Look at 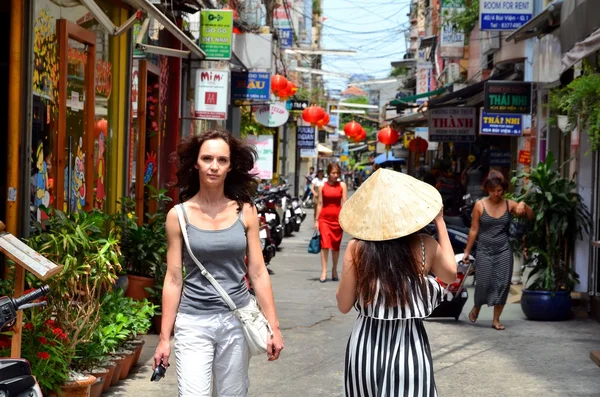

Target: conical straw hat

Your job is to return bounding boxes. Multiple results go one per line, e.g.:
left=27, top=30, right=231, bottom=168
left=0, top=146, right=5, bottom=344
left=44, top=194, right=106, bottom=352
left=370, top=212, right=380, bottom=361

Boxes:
left=339, top=168, right=442, bottom=241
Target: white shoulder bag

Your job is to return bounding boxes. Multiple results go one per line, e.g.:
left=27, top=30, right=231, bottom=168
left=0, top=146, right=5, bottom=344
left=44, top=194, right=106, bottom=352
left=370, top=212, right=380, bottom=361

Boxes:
left=174, top=204, right=273, bottom=356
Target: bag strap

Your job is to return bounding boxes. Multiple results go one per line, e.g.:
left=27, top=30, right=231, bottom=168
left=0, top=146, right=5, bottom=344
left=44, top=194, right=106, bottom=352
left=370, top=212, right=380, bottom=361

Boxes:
left=174, top=204, right=238, bottom=312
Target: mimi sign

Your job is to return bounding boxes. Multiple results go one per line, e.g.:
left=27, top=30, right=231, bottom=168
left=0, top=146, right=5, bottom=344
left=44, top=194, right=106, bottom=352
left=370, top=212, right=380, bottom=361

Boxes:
left=484, top=81, right=532, bottom=114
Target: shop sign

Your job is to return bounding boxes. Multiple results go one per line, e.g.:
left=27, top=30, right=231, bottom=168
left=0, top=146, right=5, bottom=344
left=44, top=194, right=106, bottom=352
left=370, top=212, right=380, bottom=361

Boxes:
left=273, top=0, right=292, bottom=28
left=479, top=0, right=533, bottom=31
left=298, top=0, right=313, bottom=45
left=132, top=22, right=147, bottom=58
left=199, top=10, right=233, bottom=60
left=416, top=62, right=433, bottom=104
left=287, top=99, right=309, bottom=111
left=518, top=150, right=531, bottom=165
left=194, top=69, right=229, bottom=120
left=279, top=28, right=293, bottom=49
left=297, top=126, right=316, bottom=149
left=428, top=107, right=477, bottom=142
left=255, top=103, right=289, bottom=127
left=484, top=81, right=532, bottom=114
left=489, top=149, right=512, bottom=167
left=246, top=135, right=274, bottom=180
left=231, top=72, right=271, bottom=101
left=480, top=109, right=523, bottom=136
left=440, top=0, right=465, bottom=59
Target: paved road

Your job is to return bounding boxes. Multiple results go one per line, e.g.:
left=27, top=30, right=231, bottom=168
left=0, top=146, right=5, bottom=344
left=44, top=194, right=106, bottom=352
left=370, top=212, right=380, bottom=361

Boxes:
left=107, top=209, right=600, bottom=396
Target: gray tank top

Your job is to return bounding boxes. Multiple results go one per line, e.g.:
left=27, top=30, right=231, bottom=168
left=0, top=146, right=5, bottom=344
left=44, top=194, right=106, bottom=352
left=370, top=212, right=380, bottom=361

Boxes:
left=177, top=204, right=251, bottom=315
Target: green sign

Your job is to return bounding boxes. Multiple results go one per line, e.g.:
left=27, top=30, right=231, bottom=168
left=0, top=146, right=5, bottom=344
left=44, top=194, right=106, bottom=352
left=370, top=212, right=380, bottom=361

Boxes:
left=132, top=22, right=147, bottom=58
left=199, top=10, right=233, bottom=60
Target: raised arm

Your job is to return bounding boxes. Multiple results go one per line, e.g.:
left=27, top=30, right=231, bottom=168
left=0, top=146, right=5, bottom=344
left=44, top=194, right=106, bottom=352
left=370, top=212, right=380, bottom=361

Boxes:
left=336, top=239, right=358, bottom=313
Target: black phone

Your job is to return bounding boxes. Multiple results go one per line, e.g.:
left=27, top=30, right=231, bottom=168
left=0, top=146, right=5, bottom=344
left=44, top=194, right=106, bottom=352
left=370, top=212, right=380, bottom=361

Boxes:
left=151, top=361, right=169, bottom=382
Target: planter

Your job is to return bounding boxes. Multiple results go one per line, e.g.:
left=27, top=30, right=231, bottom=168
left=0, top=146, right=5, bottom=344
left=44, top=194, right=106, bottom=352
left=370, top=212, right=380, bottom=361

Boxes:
left=118, top=350, right=135, bottom=380
left=521, top=289, right=572, bottom=321
left=49, top=374, right=96, bottom=397
left=110, top=356, right=126, bottom=387
left=89, top=377, right=104, bottom=397
left=100, top=363, right=116, bottom=393
left=125, top=274, right=155, bottom=301
left=126, top=339, right=146, bottom=367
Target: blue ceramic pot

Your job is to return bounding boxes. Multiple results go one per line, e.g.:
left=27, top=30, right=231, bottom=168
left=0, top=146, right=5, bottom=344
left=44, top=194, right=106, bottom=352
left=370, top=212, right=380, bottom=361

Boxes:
left=520, top=289, right=572, bottom=321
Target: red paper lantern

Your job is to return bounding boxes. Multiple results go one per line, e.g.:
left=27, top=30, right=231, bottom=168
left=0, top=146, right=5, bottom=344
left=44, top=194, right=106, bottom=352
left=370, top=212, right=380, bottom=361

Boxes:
left=354, top=128, right=367, bottom=142
left=377, top=127, right=399, bottom=146
left=302, top=105, right=326, bottom=124
left=278, top=81, right=294, bottom=99
left=271, top=74, right=288, bottom=93
left=316, top=113, right=330, bottom=128
left=95, top=119, right=108, bottom=136
left=290, top=82, right=298, bottom=95
left=343, top=121, right=362, bottom=138
left=409, top=137, right=429, bottom=153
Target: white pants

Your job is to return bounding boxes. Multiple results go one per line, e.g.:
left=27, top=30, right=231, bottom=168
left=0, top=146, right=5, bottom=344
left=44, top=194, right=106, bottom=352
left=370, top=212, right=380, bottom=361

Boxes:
left=175, top=311, right=250, bottom=397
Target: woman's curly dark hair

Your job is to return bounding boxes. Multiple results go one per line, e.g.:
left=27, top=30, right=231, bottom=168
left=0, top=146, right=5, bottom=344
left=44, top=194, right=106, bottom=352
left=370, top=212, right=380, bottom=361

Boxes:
left=173, top=129, right=258, bottom=209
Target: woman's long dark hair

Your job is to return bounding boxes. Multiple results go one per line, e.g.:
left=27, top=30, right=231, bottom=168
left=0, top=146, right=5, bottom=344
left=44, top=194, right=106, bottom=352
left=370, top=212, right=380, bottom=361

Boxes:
left=352, top=233, right=428, bottom=307
left=173, top=130, right=258, bottom=209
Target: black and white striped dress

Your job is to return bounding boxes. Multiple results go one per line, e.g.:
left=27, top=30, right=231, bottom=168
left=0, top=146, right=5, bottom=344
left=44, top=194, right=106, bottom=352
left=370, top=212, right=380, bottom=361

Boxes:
left=344, top=238, right=444, bottom=397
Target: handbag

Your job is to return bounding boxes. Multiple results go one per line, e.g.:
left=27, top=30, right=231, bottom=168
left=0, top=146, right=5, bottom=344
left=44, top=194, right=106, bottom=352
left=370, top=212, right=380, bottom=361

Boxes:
left=508, top=215, right=527, bottom=240
left=174, top=204, right=273, bottom=356
left=308, top=230, right=321, bottom=254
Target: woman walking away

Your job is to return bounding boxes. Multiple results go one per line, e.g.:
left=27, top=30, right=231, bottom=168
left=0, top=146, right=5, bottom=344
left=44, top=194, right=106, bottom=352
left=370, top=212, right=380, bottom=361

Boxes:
left=336, top=168, right=456, bottom=397
left=463, top=171, right=533, bottom=330
left=315, top=163, right=347, bottom=282
left=153, top=130, right=284, bottom=397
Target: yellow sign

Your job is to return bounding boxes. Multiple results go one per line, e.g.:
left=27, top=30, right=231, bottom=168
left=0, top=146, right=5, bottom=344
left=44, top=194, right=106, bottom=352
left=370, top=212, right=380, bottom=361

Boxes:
left=404, top=133, right=415, bottom=148
left=340, top=155, right=348, bottom=161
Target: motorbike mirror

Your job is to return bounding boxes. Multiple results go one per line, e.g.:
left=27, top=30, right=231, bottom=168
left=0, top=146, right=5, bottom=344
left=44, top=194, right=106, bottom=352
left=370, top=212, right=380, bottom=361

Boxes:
left=462, top=194, right=471, bottom=200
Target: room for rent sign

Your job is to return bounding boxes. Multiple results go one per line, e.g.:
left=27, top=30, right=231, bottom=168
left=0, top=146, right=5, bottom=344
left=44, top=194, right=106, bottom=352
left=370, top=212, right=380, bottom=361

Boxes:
left=428, top=107, right=476, bottom=142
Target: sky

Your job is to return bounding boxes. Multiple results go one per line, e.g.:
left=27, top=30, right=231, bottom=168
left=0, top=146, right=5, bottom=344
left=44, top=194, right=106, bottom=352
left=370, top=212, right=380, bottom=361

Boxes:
left=320, top=0, right=412, bottom=92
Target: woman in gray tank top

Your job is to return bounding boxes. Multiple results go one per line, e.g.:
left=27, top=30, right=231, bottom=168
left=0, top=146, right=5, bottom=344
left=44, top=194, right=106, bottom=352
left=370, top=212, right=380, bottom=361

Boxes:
left=153, top=129, right=284, bottom=396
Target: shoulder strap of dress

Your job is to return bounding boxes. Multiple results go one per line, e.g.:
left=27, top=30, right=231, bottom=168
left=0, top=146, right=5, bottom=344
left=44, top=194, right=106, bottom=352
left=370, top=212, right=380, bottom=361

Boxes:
left=419, top=235, right=426, bottom=271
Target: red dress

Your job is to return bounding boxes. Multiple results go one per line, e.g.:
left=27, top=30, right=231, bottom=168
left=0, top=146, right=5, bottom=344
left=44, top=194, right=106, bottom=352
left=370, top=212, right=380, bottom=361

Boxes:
left=319, top=182, right=343, bottom=251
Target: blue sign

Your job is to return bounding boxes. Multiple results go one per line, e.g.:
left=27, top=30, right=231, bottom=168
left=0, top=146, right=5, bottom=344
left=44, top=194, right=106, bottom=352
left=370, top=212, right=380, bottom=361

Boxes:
left=488, top=149, right=512, bottom=167
left=278, top=28, right=293, bottom=49
left=480, top=0, right=533, bottom=31
left=297, top=126, right=315, bottom=149
left=480, top=110, right=523, bottom=136
left=231, top=72, right=271, bottom=101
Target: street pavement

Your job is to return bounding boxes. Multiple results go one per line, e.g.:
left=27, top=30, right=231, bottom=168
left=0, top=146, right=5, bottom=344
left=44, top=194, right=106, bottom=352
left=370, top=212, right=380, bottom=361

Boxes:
left=106, top=208, right=600, bottom=396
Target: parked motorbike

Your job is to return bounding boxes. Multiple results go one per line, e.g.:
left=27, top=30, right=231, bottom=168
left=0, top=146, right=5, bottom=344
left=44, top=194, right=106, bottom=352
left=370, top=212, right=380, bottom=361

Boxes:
left=255, top=199, right=277, bottom=267
left=256, top=189, right=284, bottom=247
left=0, top=285, right=50, bottom=397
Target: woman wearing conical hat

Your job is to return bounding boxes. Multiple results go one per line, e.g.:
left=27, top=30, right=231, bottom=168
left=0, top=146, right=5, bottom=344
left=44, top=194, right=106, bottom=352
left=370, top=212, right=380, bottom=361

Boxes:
left=336, top=168, right=457, bottom=397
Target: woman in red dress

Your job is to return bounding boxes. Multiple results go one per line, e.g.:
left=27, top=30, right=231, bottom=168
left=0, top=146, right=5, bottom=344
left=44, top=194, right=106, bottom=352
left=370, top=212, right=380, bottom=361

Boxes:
left=315, top=163, right=347, bottom=282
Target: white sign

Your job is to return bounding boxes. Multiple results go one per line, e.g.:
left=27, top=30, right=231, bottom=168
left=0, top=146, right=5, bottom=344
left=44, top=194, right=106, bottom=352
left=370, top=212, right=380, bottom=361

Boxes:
left=440, top=3, right=465, bottom=58
left=254, top=102, right=289, bottom=127
left=428, top=107, right=476, bottom=142
left=300, top=148, right=317, bottom=158
left=416, top=62, right=432, bottom=104
left=246, top=135, right=274, bottom=180
left=194, top=69, right=229, bottom=120
left=480, top=0, right=533, bottom=31
left=273, top=0, right=292, bottom=28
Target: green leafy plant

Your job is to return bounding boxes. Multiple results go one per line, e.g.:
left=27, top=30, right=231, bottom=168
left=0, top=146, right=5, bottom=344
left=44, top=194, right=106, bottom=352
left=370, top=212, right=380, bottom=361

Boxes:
left=512, top=152, right=592, bottom=292
left=26, top=208, right=121, bottom=368
left=0, top=307, right=72, bottom=395
left=549, top=69, right=600, bottom=151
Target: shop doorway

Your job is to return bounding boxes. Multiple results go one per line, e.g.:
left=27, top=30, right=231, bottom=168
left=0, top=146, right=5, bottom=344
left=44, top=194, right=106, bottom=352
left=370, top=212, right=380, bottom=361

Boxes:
left=0, top=1, right=10, bottom=222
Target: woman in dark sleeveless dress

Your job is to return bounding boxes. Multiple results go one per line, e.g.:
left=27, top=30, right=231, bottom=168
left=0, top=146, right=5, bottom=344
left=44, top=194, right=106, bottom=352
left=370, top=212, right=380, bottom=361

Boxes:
left=336, top=169, right=457, bottom=396
left=153, top=130, right=284, bottom=396
left=464, top=171, right=533, bottom=330
left=315, top=163, right=347, bottom=282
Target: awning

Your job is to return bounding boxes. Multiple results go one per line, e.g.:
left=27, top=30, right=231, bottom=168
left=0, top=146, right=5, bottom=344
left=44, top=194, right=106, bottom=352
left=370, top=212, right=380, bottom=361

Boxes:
left=560, top=0, right=600, bottom=54
left=388, top=111, right=427, bottom=127
left=505, top=0, right=563, bottom=43
left=317, top=144, right=333, bottom=155
left=390, top=86, right=448, bottom=107
left=561, top=26, right=600, bottom=73
left=129, top=0, right=206, bottom=59
left=374, top=152, right=405, bottom=165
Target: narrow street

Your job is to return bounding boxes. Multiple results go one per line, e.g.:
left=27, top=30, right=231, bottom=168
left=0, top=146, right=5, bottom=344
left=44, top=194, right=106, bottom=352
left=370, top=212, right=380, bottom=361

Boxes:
left=106, top=207, right=600, bottom=397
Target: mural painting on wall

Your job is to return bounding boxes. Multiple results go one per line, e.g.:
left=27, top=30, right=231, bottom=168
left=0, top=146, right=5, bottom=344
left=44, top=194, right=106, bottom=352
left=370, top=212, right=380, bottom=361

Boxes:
left=144, top=152, right=157, bottom=184
left=33, top=8, right=59, bottom=113
left=64, top=137, right=86, bottom=213
left=34, top=142, right=52, bottom=222
left=95, top=119, right=107, bottom=209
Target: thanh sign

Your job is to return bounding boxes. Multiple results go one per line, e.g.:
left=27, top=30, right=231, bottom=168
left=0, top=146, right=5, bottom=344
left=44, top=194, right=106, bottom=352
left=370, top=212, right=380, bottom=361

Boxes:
left=200, top=10, right=233, bottom=60
left=194, top=69, right=229, bottom=120
left=480, top=109, right=523, bottom=136
left=484, top=81, right=532, bottom=114
left=428, top=107, right=476, bottom=142
left=479, top=0, right=533, bottom=31
left=231, top=72, right=271, bottom=101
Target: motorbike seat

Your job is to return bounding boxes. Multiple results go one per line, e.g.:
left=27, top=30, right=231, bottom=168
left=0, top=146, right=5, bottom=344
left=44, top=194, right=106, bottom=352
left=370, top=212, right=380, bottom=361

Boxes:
left=447, top=224, right=471, bottom=235
left=444, top=216, right=465, bottom=228
left=0, top=375, right=37, bottom=395
left=0, top=359, right=32, bottom=381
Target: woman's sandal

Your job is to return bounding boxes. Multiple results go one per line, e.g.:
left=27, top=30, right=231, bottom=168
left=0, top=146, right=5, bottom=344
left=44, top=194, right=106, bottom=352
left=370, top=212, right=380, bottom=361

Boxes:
left=332, top=275, right=339, bottom=282
left=319, top=278, right=327, bottom=283
left=491, top=323, right=505, bottom=330
left=468, top=308, right=478, bottom=323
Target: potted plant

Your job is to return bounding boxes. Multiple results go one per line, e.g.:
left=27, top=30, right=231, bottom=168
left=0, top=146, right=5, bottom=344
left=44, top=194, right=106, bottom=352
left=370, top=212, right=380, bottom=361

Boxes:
left=26, top=208, right=121, bottom=393
left=512, top=153, right=592, bottom=321
left=115, top=188, right=170, bottom=300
